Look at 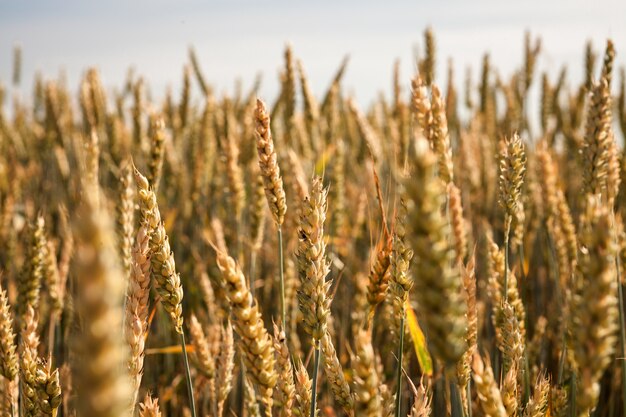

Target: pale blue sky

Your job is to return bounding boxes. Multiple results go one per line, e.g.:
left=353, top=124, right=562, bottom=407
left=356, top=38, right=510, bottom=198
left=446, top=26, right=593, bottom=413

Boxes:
left=1, top=0, right=625, bottom=109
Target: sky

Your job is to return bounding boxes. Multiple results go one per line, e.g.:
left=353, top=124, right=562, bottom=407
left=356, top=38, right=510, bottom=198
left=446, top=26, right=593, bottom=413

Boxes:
left=0, top=0, right=625, bottom=110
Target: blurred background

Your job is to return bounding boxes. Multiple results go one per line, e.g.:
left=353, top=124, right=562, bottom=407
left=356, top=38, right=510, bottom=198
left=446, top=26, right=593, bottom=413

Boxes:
left=1, top=0, right=625, bottom=107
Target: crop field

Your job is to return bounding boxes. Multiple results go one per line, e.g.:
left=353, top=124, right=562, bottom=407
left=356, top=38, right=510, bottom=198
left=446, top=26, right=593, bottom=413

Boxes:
left=0, top=26, right=625, bottom=417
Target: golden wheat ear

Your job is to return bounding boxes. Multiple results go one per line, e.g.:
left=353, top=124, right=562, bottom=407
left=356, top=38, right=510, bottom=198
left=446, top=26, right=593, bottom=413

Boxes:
left=139, top=393, right=163, bottom=417
left=352, top=328, right=382, bottom=416
left=213, top=248, right=277, bottom=416
left=254, top=98, right=287, bottom=228
left=0, top=285, right=18, bottom=382
left=407, top=377, right=432, bottom=417
left=320, top=331, right=354, bottom=415
left=405, top=138, right=467, bottom=368
left=215, top=320, right=235, bottom=417
left=125, top=223, right=151, bottom=411
left=272, top=322, right=295, bottom=417
left=471, top=353, right=507, bottom=417
left=569, top=197, right=618, bottom=416
left=293, top=359, right=314, bottom=417
left=73, top=196, right=131, bottom=417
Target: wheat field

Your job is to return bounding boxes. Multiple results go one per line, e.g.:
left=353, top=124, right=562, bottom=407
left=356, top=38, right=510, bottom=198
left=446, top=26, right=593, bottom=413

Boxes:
left=0, top=28, right=625, bottom=417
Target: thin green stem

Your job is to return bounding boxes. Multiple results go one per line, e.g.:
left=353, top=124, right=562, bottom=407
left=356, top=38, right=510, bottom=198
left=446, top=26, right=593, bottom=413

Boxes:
left=394, top=313, right=406, bottom=417
left=180, top=332, right=197, bottom=417
left=310, top=346, right=321, bottom=417
left=278, top=227, right=286, bottom=331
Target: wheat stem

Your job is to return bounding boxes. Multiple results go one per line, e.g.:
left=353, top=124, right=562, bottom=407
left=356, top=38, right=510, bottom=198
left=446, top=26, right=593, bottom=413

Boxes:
left=450, top=380, right=464, bottom=417
left=310, top=346, right=320, bottom=417
left=180, top=332, right=197, bottom=417
left=394, top=313, right=405, bottom=417
left=278, top=227, right=286, bottom=331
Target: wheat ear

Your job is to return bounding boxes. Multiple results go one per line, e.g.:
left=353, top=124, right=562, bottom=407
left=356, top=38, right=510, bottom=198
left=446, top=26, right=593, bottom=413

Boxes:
left=273, top=323, right=295, bottom=417
left=389, top=197, right=413, bottom=417
left=35, top=357, right=62, bottom=416
left=569, top=197, right=618, bottom=416
left=20, top=305, right=41, bottom=417
left=293, top=359, right=314, bottom=417
left=139, top=393, right=162, bottom=417
left=17, top=216, right=46, bottom=328
left=254, top=98, right=288, bottom=330
left=498, top=133, right=526, bottom=304
left=296, top=176, right=332, bottom=417
left=216, top=321, right=234, bottom=417
left=405, top=137, right=467, bottom=367
left=352, top=328, right=381, bottom=417
left=214, top=249, right=277, bottom=416
left=471, top=353, right=506, bottom=417
left=125, top=223, right=151, bottom=411
left=0, top=286, right=17, bottom=383
left=74, top=194, right=131, bottom=417
left=320, top=331, right=354, bottom=415
left=134, top=167, right=196, bottom=415
left=408, top=378, right=432, bottom=417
